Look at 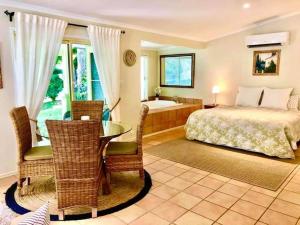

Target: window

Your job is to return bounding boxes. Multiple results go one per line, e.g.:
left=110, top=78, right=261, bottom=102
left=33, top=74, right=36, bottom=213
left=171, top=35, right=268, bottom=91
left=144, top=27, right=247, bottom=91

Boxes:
left=160, top=53, right=195, bottom=88
left=37, top=42, right=104, bottom=135
left=140, top=56, right=148, bottom=101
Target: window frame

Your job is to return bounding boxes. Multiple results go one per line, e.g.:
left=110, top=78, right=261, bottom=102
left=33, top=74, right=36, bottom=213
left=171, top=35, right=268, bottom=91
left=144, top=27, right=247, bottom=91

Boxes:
left=159, top=53, right=195, bottom=88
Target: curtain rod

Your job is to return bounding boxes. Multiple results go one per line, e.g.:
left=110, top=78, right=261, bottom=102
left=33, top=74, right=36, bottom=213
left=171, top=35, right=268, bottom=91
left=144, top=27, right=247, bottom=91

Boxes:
left=68, top=23, right=125, bottom=34
left=4, top=10, right=125, bottom=34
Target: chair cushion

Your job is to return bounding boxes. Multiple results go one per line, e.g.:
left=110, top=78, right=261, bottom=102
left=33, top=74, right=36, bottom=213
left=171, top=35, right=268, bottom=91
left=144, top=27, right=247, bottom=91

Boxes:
left=106, top=142, right=138, bottom=155
left=24, top=145, right=53, bottom=161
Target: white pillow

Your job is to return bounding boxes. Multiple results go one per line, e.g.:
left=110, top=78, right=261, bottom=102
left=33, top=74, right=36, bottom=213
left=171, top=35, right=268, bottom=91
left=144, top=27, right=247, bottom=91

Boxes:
left=235, top=86, right=264, bottom=107
left=260, top=87, right=293, bottom=110
left=287, top=95, right=299, bottom=111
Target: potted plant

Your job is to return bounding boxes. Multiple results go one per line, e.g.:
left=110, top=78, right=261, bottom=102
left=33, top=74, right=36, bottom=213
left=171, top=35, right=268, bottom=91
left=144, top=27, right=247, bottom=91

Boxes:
left=154, top=87, right=161, bottom=100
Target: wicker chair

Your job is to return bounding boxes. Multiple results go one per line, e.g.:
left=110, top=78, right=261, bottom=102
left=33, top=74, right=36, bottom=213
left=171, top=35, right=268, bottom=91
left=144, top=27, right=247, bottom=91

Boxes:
left=10, top=106, right=53, bottom=196
left=105, top=105, right=149, bottom=179
left=46, top=120, right=103, bottom=220
left=71, top=101, right=104, bottom=120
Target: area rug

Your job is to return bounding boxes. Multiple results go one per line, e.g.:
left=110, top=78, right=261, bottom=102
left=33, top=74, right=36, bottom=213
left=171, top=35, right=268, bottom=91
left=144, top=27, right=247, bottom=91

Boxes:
left=5, top=170, right=151, bottom=221
left=146, top=138, right=300, bottom=190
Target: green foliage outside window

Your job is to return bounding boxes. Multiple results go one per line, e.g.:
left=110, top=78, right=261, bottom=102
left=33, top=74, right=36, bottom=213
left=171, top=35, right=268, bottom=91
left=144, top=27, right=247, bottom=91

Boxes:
left=46, top=56, right=64, bottom=101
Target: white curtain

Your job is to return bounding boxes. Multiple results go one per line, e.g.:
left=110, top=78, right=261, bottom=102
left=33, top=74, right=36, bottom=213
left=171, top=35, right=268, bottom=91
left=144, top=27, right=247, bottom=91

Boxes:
left=12, top=12, right=67, bottom=119
left=87, top=25, right=121, bottom=121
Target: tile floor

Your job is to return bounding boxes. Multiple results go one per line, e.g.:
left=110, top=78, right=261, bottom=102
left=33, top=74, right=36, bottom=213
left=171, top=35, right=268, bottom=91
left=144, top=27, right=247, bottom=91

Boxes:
left=1, top=127, right=300, bottom=225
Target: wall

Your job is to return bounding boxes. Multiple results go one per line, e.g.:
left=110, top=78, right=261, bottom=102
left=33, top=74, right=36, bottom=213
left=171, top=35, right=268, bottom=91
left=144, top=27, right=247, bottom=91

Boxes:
left=202, top=14, right=300, bottom=105
left=0, top=6, right=204, bottom=176
left=141, top=49, right=158, bottom=97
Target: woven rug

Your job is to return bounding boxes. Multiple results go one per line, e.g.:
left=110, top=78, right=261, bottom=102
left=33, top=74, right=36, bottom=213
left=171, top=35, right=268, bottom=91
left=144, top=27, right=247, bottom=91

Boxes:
left=5, top=171, right=151, bottom=221
left=146, top=138, right=300, bottom=190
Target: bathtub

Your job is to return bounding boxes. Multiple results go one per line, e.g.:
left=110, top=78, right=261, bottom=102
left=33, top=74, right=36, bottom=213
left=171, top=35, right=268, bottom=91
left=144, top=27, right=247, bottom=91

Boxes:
left=142, top=100, right=182, bottom=110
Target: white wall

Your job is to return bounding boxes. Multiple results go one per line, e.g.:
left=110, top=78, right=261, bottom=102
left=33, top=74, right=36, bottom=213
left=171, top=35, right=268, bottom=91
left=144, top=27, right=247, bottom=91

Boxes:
left=202, top=14, right=300, bottom=105
left=0, top=12, right=17, bottom=177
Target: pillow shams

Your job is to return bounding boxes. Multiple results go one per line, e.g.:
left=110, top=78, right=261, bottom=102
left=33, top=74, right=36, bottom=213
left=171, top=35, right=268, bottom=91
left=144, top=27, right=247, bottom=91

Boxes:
left=235, top=86, right=264, bottom=107
left=260, top=87, right=293, bottom=110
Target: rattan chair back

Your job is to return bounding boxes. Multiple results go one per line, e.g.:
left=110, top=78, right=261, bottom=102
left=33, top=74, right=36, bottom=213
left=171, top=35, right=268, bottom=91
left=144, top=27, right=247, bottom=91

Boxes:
left=10, top=106, right=32, bottom=162
left=71, top=101, right=104, bottom=121
left=46, top=120, right=102, bottom=210
left=137, top=105, right=149, bottom=155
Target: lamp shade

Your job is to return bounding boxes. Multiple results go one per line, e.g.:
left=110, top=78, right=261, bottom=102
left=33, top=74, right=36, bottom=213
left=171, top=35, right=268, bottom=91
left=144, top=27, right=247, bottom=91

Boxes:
left=212, top=85, right=220, bottom=94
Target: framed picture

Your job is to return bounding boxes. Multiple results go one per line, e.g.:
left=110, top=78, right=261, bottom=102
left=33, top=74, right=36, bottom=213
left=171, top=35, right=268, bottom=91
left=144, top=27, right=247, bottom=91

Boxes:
left=253, top=50, right=281, bottom=76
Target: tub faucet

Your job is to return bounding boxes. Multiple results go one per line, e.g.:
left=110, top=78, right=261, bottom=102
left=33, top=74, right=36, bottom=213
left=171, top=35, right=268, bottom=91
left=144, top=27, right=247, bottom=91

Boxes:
left=173, top=96, right=179, bottom=103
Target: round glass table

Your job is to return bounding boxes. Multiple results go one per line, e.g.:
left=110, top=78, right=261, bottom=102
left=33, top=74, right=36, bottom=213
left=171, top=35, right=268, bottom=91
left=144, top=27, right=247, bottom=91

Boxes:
left=37, top=121, right=132, bottom=139
left=36, top=120, right=132, bottom=194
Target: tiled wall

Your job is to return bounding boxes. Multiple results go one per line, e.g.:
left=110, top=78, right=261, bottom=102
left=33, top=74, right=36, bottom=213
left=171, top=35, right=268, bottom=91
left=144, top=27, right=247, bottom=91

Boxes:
left=144, top=97, right=202, bottom=135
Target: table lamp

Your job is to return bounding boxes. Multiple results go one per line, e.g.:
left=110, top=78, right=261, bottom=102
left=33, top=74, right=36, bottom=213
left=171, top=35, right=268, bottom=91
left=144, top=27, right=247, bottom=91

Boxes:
left=212, top=85, right=220, bottom=106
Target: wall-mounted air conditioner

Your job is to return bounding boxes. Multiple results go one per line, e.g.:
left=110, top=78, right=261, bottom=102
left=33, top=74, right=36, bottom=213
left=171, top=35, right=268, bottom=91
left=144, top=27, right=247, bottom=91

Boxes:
left=245, top=32, right=289, bottom=48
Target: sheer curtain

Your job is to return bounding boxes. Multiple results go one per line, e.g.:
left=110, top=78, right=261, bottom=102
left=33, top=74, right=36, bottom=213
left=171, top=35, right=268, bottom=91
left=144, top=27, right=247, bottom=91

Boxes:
left=12, top=12, right=67, bottom=120
left=87, top=25, right=121, bottom=121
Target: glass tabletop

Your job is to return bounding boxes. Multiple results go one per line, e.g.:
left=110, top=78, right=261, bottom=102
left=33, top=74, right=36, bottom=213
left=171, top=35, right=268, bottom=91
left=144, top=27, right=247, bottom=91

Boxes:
left=37, top=121, right=132, bottom=139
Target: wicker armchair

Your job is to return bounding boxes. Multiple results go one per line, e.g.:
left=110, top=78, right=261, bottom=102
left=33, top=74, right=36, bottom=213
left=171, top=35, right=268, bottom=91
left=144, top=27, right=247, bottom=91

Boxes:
left=71, top=101, right=104, bottom=120
left=46, top=120, right=103, bottom=220
left=10, top=106, right=53, bottom=196
left=105, top=105, right=149, bottom=179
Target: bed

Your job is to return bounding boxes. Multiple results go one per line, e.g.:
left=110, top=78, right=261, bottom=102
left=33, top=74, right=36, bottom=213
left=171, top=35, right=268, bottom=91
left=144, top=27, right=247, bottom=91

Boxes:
left=185, top=106, right=300, bottom=159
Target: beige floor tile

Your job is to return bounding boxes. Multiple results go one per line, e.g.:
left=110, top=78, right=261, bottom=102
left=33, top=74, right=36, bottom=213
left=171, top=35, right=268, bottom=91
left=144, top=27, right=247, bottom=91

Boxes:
left=129, top=212, right=169, bottom=225
left=184, top=184, right=214, bottom=199
left=175, top=211, right=213, bottom=225
left=218, top=183, right=248, bottom=198
left=208, top=174, right=230, bottom=182
left=163, top=165, right=187, bottom=176
left=165, top=177, right=193, bottom=191
left=135, top=193, right=165, bottom=211
left=206, top=191, right=238, bottom=208
left=278, top=190, right=300, bottom=205
left=285, top=182, right=300, bottom=194
left=250, top=186, right=280, bottom=197
left=143, top=157, right=157, bottom=165
left=79, top=215, right=125, bottom=225
left=174, top=163, right=192, bottom=170
left=197, top=177, right=225, bottom=190
left=151, top=184, right=180, bottom=200
left=114, top=205, right=146, bottom=223
left=179, top=171, right=206, bottom=183
left=231, top=200, right=266, bottom=220
left=241, top=191, right=274, bottom=207
left=148, top=161, right=172, bottom=171
left=192, top=200, right=227, bottom=221
left=0, top=175, right=17, bottom=188
left=189, top=168, right=210, bottom=176
left=269, top=199, right=300, bottom=218
left=169, top=192, right=202, bottom=209
left=228, top=179, right=252, bottom=189
left=260, top=209, right=297, bottom=225
left=152, top=171, right=174, bottom=183
left=151, top=180, right=163, bottom=189
left=255, top=222, right=267, bottom=225
left=159, top=159, right=176, bottom=165
left=217, top=210, right=256, bottom=225
left=144, top=166, right=158, bottom=175
left=152, top=201, right=187, bottom=222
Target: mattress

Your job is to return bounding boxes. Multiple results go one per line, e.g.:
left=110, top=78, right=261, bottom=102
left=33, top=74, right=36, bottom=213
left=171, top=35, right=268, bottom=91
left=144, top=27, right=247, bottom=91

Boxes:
left=185, top=106, right=300, bottom=159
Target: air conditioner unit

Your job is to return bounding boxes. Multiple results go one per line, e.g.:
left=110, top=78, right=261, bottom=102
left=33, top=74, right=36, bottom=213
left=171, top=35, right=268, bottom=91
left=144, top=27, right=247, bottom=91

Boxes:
left=245, top=32, right=289, bottom=48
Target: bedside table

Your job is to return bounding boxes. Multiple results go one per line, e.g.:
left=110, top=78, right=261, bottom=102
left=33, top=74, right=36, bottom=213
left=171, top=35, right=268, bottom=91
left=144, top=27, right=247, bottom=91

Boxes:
left=204, top=104, right=218, bottom=109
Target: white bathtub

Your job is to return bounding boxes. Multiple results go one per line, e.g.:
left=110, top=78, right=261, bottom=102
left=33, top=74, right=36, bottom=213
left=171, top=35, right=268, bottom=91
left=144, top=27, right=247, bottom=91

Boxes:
left=142, top=100, right=182, bottom=110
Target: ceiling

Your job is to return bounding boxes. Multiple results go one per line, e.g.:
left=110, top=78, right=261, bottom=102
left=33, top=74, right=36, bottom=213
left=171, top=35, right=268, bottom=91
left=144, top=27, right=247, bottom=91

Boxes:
left=3, top=0, right=300, bottom=41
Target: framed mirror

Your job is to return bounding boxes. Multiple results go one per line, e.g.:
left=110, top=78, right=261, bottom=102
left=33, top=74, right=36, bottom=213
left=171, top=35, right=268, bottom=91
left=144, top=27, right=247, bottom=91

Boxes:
left=160, top=53, right=195, bottom=88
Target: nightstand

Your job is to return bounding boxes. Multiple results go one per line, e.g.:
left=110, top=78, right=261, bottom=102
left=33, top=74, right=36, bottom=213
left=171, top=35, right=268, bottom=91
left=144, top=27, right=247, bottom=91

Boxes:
left=204, top=104, right=218, bottom=109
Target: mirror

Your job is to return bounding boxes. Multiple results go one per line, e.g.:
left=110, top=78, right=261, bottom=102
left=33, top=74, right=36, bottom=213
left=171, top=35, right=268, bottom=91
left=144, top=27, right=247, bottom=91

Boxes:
left=160, top=53, right=195, bottom=88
